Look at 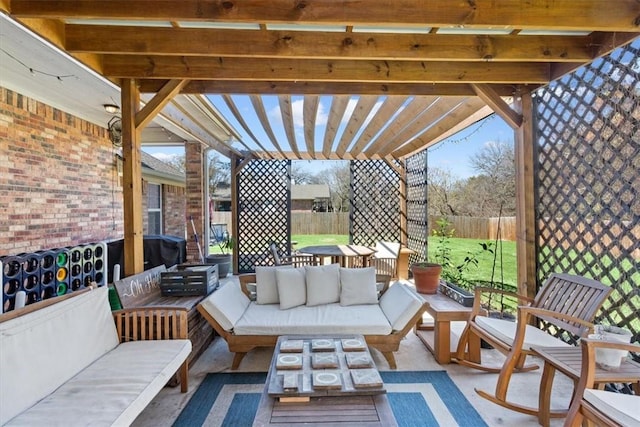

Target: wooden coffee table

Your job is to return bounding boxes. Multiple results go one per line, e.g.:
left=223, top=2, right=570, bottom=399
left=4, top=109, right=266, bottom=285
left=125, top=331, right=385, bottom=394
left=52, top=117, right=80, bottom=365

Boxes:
left=253, top=335, right=397, bottom=426
left=414, top=291, right=480, bottom=364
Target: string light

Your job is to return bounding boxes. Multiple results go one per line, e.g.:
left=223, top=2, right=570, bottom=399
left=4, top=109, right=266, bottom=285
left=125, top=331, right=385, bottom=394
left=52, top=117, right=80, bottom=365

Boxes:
left=428, top=114, right=495, bottom=153
left=1, top=48, right=76, bottom=82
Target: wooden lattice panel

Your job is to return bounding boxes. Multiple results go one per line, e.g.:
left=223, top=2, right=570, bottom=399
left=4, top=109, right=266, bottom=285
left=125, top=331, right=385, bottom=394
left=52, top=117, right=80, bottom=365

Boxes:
left=406, top=152, right=428, bottom=267
left=350, top=160, right=400, bottom=245
left=534, top=38, right=640, bottom=343
left=236, top=159, right=291, bottom=273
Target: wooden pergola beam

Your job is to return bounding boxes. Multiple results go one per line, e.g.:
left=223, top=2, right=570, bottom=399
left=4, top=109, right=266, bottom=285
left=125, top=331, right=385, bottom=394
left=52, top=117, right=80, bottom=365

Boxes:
left=135, top=79, right=189, bottom=129
left=102, top=56, right=551, bottom=84
left=12, top=0, right=640, bottom=32
left=65, top=25, right=594, bottom=63
left=472, top=83, right=523, bottom=129
left=137, top=81, right=521, bottom=96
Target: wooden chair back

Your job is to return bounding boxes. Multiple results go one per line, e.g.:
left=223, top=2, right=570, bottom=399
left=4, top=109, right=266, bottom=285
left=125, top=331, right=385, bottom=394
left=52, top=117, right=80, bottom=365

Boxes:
left=533, top=273, right=612, bottom=338
left=370, top=241, right=401, bottom=278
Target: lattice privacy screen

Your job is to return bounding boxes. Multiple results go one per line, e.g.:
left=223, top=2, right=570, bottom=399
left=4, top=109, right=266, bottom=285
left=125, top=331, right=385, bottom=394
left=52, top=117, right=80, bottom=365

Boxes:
left=350, top=160, right=400, bottom=245
left=406, top=151, right=429, bottom=268
left=236, top=159, right=290, bottom=273
left=534, top=38, right=639, bottom=343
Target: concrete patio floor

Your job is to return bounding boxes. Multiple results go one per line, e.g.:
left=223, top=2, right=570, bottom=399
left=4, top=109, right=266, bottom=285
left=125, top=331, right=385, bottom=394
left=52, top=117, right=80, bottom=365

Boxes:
left=132, top=277, right=574, bottom=427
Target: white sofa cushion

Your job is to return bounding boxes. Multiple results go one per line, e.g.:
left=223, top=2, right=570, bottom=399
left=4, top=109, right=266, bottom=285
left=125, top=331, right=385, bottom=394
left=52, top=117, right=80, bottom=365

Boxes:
left=0, top=286, right=119, bottom=425
left=234, top=303, right=393, bottom=336
left=340, top=267, right=378, bottom=306
left=305, top=263, right=341, bottom=306
left=6, top=339, right=192, bottom=427
left=200, top=282, right=250, bottom=331
left=475, top=316, right=572, bottom=351
left=583, top=389, right=640, bottom=426
left=276, top=267, right=307, bottom=310
left=255, top=265, right=291, bottom=304
left=379, top=283, right=425, bottom=331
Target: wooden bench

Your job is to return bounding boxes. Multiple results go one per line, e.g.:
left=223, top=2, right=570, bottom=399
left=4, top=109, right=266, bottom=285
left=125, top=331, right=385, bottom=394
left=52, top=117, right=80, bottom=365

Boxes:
left=112, top=265, right=216, bottom=377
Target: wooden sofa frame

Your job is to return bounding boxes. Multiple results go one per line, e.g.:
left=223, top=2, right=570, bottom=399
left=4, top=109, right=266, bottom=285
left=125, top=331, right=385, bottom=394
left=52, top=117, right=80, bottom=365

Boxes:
left=197, top=274, right=427, bottom=370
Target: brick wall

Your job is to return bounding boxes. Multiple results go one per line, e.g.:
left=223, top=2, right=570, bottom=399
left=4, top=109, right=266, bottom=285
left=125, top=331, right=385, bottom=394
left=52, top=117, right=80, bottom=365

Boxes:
left=0, top=87, right=124, bottom=255
left=185, top=141, right=205, bottom=262
left=163, top=185, right=186, bottom=238
left=0, top=87, right=187, bottom=256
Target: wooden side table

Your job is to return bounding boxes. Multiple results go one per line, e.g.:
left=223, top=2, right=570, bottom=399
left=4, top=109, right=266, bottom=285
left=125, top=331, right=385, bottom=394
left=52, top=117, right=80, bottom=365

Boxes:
left=531, top=346, right=640, bottom=427
left=414, top=292, right=480, bottom=364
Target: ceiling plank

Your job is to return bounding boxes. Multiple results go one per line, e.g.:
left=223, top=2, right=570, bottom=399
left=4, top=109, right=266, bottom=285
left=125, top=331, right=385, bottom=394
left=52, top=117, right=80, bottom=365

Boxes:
left=221, top=95, right=273, bottom=158
left=137, top=80, right=521, bottom=96
left=278, top=95, right=301, bottom=159
left=349, top=96, right=408, bottom=157
left=12, top=0, right=640, bottom=31
left=136, top=79, right=189, bottom=129
left=303, top=96, right=319, bottom=159
left=363, top=96, right=439, bottom=157
left=471, top=83, right=522, bottom=129
left=250, top=95, right=286, bottom=156
left=393, top=98, right=489, bottom=157
left=102, top=56, right=551, bottom=84
left=65, top=25, right=593, bottom=63
left=322, top=95, right=350, bottom=158
left=335, top=95, right=379, bottom=158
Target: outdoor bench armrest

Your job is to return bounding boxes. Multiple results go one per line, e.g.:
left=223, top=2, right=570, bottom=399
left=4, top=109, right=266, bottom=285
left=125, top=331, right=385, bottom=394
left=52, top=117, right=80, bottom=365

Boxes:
left=113, top=306, right=189, bottom=342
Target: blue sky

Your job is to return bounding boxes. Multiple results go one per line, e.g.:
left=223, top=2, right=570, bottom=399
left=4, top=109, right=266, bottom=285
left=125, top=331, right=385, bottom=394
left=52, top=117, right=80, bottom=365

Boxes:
left=144, top=96, right=514, bottom=180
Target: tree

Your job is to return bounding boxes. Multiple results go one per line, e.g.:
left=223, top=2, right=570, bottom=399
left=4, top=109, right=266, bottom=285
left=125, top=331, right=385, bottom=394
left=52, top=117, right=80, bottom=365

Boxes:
left=208, top=153, right=231, bottom=197
left=319, top=163, right=350, bottom=212
left=290, top=163, right=320, bottom=185
left=468, top=140, right=516, bottom=216
left=427, top=167, right=465, bottom=216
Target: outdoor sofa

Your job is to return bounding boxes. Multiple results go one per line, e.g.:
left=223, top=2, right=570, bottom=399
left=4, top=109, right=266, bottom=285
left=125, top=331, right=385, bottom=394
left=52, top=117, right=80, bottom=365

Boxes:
left=0, top=285, right=191, bottom=426
left=197, top=264, right=427, bottom=369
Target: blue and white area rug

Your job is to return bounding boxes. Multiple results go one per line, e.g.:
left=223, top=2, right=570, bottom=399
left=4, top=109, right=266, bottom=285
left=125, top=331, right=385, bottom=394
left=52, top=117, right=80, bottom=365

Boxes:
left=174, top=371, right=487, bottom=427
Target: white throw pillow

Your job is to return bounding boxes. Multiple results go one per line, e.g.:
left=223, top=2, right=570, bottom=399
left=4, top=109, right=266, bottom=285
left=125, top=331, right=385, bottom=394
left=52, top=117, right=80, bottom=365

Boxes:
left=276, top=267, right=307, bottom=310
left=255, top=265, right=291, bottom=304
left=340, top=267, right=378, bottom=306
left=305, top=263, right=340, bottom=306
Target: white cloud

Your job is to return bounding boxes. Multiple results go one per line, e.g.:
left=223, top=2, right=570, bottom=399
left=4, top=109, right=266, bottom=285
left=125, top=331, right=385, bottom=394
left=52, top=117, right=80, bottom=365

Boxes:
left=147, top=152, right=179, bottom=162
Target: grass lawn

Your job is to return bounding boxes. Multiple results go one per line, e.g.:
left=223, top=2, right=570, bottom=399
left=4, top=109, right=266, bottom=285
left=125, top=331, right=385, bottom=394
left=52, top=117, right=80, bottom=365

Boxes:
left=293, top=234, right=518, bottom=288
left=212, top=234, right=517, bottom=289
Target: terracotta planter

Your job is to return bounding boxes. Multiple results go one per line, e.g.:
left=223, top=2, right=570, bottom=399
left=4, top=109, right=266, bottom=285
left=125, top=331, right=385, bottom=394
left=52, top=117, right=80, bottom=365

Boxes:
left=411, top=263, right=442, bottom=294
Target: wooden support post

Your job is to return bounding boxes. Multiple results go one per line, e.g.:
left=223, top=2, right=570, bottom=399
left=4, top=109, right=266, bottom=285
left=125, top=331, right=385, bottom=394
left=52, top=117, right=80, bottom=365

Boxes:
left=121, top=79, right=144, bottom=276
left=514, top=92, right=537, bottom=299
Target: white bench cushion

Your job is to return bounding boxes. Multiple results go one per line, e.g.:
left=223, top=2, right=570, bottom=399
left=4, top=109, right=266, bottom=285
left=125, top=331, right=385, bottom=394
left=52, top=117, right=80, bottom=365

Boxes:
left=6, top=339, right=191, bottom=427
left=379, top=283, right=425, bottom=331
left=234, top=303, right=392, bottom=336
left=475, top=316, right=571, bottom=350
left=583, top=389, right=640, bottom=426
left=199, top=282, right=250, bottom=331
left=0, top=286, right=119, bottom=425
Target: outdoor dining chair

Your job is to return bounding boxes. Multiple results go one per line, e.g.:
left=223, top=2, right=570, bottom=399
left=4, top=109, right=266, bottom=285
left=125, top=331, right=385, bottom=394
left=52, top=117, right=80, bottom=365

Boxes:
left=564, top=337, right=640, bottom=427
left=368, top=241, right=401, bottom=279
left=454, top=273, right=612, bottom=417
left=268, top=242, right=319, bottom=267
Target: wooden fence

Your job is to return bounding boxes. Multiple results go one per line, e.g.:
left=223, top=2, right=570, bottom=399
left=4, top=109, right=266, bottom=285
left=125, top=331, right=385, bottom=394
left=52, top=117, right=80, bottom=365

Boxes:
left=212, top=212, right=517, bottom=241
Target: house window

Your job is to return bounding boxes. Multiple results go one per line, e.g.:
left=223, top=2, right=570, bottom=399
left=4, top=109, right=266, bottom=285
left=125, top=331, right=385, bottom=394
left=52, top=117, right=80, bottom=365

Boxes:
left=147, top=182, right=162, bottom=235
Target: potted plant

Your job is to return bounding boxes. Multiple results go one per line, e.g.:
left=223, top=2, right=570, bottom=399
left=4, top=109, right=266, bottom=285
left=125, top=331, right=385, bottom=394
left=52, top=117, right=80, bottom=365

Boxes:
left=427, top=218, right=494, bottom=305
left=206, top=233, right=233, bottom=278
left=410, top=262, right=442, bottom=294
